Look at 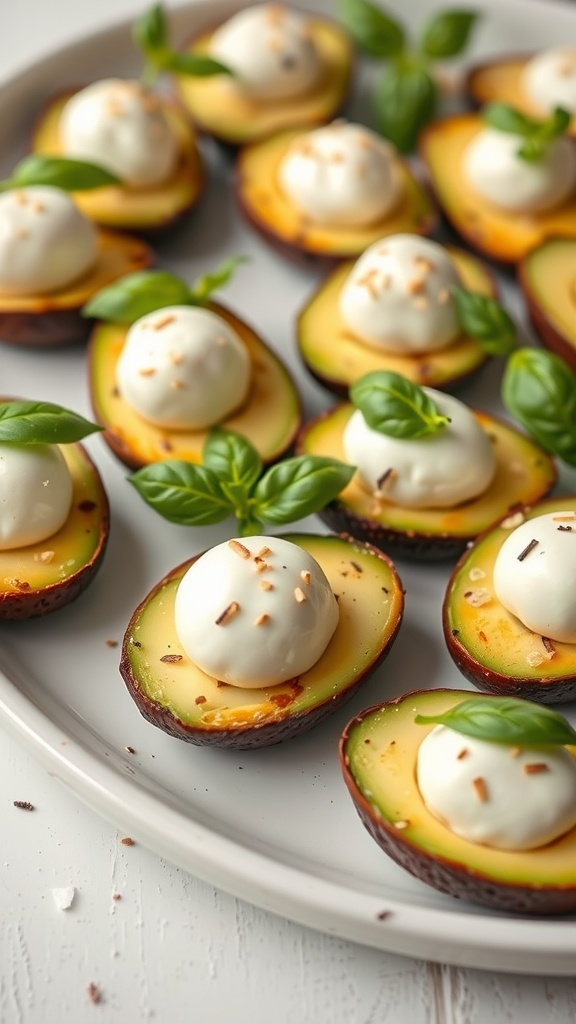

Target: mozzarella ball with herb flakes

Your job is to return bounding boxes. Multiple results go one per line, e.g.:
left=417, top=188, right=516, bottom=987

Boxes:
left=278, top=122, right=401, bottom=227
left=343, top=389, right=496, bottom=509
left=0, top=443, right=73, bottom=550
left=0, top=186, right=97, bottom=296
left=463, top=125, right=576, bottom=213
left=339, top=235, right=461, bottom=354
left=209, top=4, right=323, bottom=102
left=522, top=48, right=576, bottom=117
left=116, top=305, right=251, bottom=430
left=417, top=724, right=576, bottom=850
left=174, top=536, right=339, bottom=688
left=493, top=511, right=576, bottom=643
left=59, top=79, right=179, bottom=188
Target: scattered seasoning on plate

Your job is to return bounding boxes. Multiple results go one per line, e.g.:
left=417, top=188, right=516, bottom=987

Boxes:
left=13, top=800, right=34, bottom=811
left=87, top=983, right=101, bottom=1005
left=120, top=837, right=134, bottom=846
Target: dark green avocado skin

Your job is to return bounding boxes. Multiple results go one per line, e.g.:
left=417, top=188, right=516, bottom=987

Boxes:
left=315, top=503, right=471, bottom=563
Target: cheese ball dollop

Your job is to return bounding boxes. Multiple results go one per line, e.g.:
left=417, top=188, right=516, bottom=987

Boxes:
left=174, top=536, right=339, bottom=688
left=522, top=48, right=576, bottom=117
left=116, top=306, right=251, bottom=430
left=0, top=443, right=73, bottom=550
left=339, top=235, right=461, bottom=353
left=0, top=186, right=97, bottom=296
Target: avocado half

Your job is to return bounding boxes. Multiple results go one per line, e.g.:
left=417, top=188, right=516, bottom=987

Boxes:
left=236, top=129, right=437, bottom=262
left=119, top=532, right=404, bottom=750
left=518, top=237, right=576, bottom=371
left=31, top=89, right=204, bottom=233
left=297, top=405, right=556, bottom=561
left=420, top=114, right=576, bottom=264
left=297, top=246, right=497, bottom=398
left=0, top=231, right=152, bottom=348
left=174, top=15, right=353, bottom=146
left=0, top=442, right=109, bottom=619
left=466, top=54, right=576, bottom=135
left=444, top=495, right=576, bottom=703
left=88, top=301, right=301, bottom=469
left=340, top=688, right=576, bottom=914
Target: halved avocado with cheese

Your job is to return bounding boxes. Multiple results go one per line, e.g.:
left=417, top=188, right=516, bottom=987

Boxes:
left=88, top=301, right=301, bottom=469
left=466, top=54, right=576, bottom=135
left=444, top=496, right=576, bottom=703
left=31, top=90, right=204, bottom=233
left=120, top=532, right=404, bottom=749
left=297, top=405, right=556, bottom=561
left=340, top=688, right=576, bottom=914
left=0, top=443, right=109, bottom=619
left=297, top=246, right=497, bottom=397
left=236, top=129, right=437, bottom=261
left=174, top=15, right=353, bottom=147
left=420, top=114, right=576, bottom=264
left=0, top=231, right=152, bottom=348
left=518, top=237, right=576, bottom=371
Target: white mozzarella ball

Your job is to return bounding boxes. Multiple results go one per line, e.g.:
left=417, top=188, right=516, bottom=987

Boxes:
left=522, top=48, right=576, bottom=116
left=0, top=443, right=73, bottom=550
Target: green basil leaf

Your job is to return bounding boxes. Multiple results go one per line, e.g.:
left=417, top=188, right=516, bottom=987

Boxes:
left=350, top=370, right=449, bottom=439
left=518, top=106, right=571, bottom=161
left=189, top=256, right=249, bottom=305
left=452, top=286, right=516, bottom=355
left=415, top=695, right=576, bottom=747
left=5, top=155, right=121, bottom=192
left=420, top=9, right=479, bottom=59
left=339, top=0, right=405, bottom=57
left=133, top=3, right=167, bottom=57
left=540, top=106, right=571, bottom=141
left=482, top=102, right=538, bottom=137
left=164, top=51, right=233, bottom=77
left=202, top=428, right=263, bottom=492
left=502, top=348, right=576, bottom=466
left=82, top=271, right=192, bottom=323
left=254, top=456, right=355, bottom=525
left=374, top=64, right=437, bottom=152
left=129, top=461, right=231, bottom=526
left=0, top=401, right=102, bottom=444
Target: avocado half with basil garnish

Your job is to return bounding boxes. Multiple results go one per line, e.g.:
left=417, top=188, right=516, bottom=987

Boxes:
left=174, top=13, right=354, bottom=147
left=297, top=245, right=498, bottom=397
left=466, top=53, right=576, bottom=135
left=31, top=89, right=204, bottom=233
left=340, top=688, right=576, bottom=915
left=119, top=532, right=404, bottom=750
left=88, top=299, right=301, bottom=470
left=518, top=237, right=576, bottom=372
left=420, top=112, right=576, bottom=264
left=0, top=400, right=109, bottom=619
left=444, top=495, right=576, bottom=704
left=235, top=128, right=437, bottom=263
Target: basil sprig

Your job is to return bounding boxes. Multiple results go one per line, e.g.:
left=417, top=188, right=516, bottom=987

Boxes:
left=339, top=1, right=479, bottom=152
left=82, top=258, right=248, bottom=323
left=483, top=103, right=571, bottom=162
left=134, top=3, right=231, bottom=86
left=129, top=428, right=355, bottom=537
left=452, top=286, right=517, bottom=356
left=350, top=371, right=450, bottom=440
left=0, top=155, right=121, bottom=194
left=415, top=695, right=576, bottom=748
left=502, top=347, right=576, bottom=467
left=0, top=401, right=102, bottom=445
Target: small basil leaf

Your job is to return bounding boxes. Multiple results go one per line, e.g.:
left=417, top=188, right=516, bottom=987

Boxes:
left=133, top=3, right=168, bottom=57
left=452, top=286, right=516, bottom=355
left=202, top=428, right=263, bottom=492
left=0, top=401, right=102, bottom=444
left=129, top=461, right=231, bottom=526
left=189, top=256, right=249, bottom=305
left=350, top=370, right=449, bottom=439
left=374, top=64, right=437, bottom=152
left=254, top=456, right=355, bottom=525
left=7, top=155, right=121, bottom=192
left=540, top=106, right=571, bottom=141
left=517, top=137, right=547, bottom=162
left=502, top=348, right=576, bottom=466
left=415, top=695, right=576, bottom=747
left=420, top=9, right=479, bottom=59
left=518, top=106, right=571, bottom=161
left=339, top=0, right=405, bottom=57
left=482, top=103, right=538, bottom=137
left=164, top=51, right=233, bottom=77
left=82, top=271, right=192, bottom=323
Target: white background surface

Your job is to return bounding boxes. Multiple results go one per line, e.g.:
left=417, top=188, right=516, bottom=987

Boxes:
left=2, top=1, right=576, bottom=1022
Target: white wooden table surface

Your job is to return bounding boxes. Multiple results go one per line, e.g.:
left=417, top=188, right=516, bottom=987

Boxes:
left=2, top=2, right=576, bottom=1022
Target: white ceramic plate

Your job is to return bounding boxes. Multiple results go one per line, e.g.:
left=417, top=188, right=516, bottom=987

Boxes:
left=1, top=0, right=576, bottom=976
